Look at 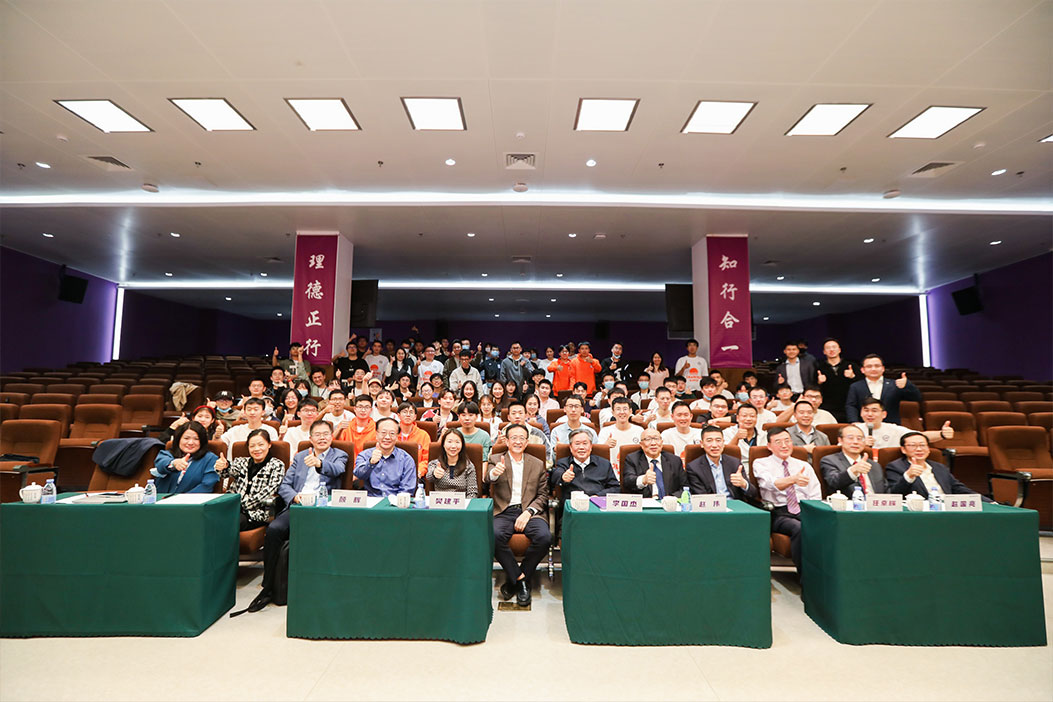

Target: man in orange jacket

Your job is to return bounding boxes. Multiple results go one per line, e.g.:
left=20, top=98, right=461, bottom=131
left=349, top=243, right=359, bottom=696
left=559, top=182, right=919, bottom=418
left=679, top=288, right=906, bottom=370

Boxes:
left=395, top=401, right=431, bottom=477
left=570, top=341, right=602, bottom=394
left=547, top=344, right=577, bottom=394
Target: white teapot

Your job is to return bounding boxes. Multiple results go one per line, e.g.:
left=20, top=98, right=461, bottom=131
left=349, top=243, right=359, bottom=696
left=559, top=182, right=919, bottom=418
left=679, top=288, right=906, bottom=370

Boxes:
left=905, top=492, right=926, bottom=512
left=19, top=482, right=42, bottom=504
left=825, top=492, right=848, bottom=511
left=125, top=484, right=145, bottom=504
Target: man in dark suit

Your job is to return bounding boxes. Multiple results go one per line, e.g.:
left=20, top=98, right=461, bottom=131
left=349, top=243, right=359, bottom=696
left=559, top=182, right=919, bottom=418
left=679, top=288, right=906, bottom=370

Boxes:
left=621, top=427, right=686, bottom=498
left=844, top=353, right=921, bottom=425
left=772, top=341, right=818, bottom=397
left=551, top=428, right=620, bottom=500
left=685, top=425, right=758, bottom=502
left=485, top=423, right=551, bottom=606
left=819, top=424, right=886, bottom=497
left=885, top=432, right=990, bottom=500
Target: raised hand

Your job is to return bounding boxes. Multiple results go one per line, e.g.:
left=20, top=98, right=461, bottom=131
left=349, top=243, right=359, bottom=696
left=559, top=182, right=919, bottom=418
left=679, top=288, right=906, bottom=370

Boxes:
left=215, top=453, right=228, bottom=473
left=370, top=448, right=382, bottom=465
left=644, top=464, right=657, bottom=486
left=817, top=370, right=827, bottom=384
left=729, top=465, right=747, bottom=489
left=490, top=462, right=506, bottom=479
left=794, top=466, right=810, bottom=487
left=895, top=372, right=908, bottom=389
left=561, top=466, right=575, bottom=483
left=777, top=373, right=785, bottom=384
left=940, top=420, right=954, bottom=440
left=844, top=365, right=855, bottom=379
left=433, top=465, right=446, bottom=480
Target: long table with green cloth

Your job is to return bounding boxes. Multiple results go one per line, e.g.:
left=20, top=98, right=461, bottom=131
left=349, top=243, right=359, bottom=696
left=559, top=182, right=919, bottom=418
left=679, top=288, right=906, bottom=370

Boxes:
left=1, top=493, right=239, bottom=637
left=800, top=500, right=1046, bottom=646
left=561, top=499, right=772, bottom=647
left=287, top=497, right=494, bottom=643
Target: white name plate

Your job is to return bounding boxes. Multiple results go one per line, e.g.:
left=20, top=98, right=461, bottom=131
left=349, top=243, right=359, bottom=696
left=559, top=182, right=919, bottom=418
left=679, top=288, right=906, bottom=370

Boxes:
left=427, top=491, right=468, bottom=510
left=330, top=490, right=368, bottom=508
left=691, top=494, right=728, bottom=512
left=865, top=494, right=903, bottom=511
left=943, top=494, right=982, bottom=511
left=605, top=494, right=643, bottom=512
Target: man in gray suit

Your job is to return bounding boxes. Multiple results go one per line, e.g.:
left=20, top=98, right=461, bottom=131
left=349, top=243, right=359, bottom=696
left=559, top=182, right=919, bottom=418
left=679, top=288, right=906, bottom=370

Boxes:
left=819, top=424, right=885, bottom=497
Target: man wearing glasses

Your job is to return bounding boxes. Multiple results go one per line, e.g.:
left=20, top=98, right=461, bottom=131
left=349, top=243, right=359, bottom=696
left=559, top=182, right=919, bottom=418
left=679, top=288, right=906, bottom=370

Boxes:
left=621, top=428, right=686, bottom=498
left=884, top=432, right=988, bottom=500
left=249, top=420, right=348, bottom=612
left=353, top=417, right=418, bottom=497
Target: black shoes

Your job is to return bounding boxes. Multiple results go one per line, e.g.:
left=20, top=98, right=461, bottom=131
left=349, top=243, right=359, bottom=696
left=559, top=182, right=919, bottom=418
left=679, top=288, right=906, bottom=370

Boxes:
left=247, top=591, right=272, bottom=612
left=516, top=578, right=531, bottom=606
left=499, top=579, right=516, bottom=601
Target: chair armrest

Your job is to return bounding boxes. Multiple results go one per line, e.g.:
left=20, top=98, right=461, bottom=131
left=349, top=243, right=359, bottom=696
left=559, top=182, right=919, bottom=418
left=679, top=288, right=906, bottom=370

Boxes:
left=988, top=471, right=1031, bottom=508
left=0, top=453, right=39, bottom=463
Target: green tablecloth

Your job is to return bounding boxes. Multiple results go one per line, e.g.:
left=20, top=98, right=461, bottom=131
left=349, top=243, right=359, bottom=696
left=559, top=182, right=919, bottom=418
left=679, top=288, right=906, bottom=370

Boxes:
left=561, top=500, right=772, bottom=647
left=1, top=493, right=239, bottom=637
left=801, top=500, right=1046, bottom=646
left=287, top=498, right=494, bottom=643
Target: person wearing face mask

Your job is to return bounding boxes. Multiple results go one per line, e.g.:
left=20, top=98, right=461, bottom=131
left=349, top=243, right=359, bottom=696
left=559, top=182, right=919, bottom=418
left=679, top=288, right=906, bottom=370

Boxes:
left=211, top=391, right=242, bottom=429
left=600, top=342, right=630, bottom=383
left=630, top=372, right=654, bottom=409
left=499, top=342, right=535, bottom=394
left=214, top=428, right=286, bottom=530
left=591, top=372, right=617, bottom=409
left=482, top=345, right=502, bottom=388
left=151, top=421, right=219, bottom=494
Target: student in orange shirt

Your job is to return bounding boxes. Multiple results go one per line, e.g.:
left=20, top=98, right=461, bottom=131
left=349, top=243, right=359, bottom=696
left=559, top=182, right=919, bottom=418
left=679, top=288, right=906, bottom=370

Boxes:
left=570, top=341, right=602, bottom=394
left=547, top=344, right=577, bottom=394
left=396, top=401, right=431, bottom=477
left=337, top=394, right=377, bottom=455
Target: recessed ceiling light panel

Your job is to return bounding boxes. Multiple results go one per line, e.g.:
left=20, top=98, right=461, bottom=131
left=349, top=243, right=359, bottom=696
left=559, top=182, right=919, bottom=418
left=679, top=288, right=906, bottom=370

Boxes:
left=285, top=98, right=360, bottom=131
left=681, top=100, right=755, bottom=134
left=574, top=98, right=640, bottom=132
left=401, top=97, right=466, bottom=130
left=170, top=98, right=255, bottom=131
left=888, top=106, right=983, bottom=139
left=786, top=103, right=870, bottom=136
left=56, top=99, right=152, bottom=133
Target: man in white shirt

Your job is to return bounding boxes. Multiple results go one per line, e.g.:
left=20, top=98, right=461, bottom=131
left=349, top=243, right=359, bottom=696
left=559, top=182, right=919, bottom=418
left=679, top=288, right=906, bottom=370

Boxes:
left=786, top=401, right=831, bottom=454
left=722, top=404, right=768, bottom=470
left=660, top=402, right=702, bottom=461
left=748, top=387, right=778, bottom=429
left=415, top=346, right=445, bottom=392
left=703, top=396, right=734, bottom=428
left=856, top=398, right=952, bottom=450
left=675, top=338, right=709, bottom=393
left=363, top=340, right=390, bottom=380
left=597, top=397, right=644, bottom=474
left=644, top=386, right=675, bottom=428
left=280, top=398, right=321, bottom=452
left=751, top=426, right=821, bottom=571
left=321, top=388, right=352, bottom=436
left=773, top=341, right=817, bottom=396
left=447, top=348, right=482, bottom=392
left=708, top=371, right=735, bottom=400
left=630, top=371, right=654, bottom=409
left=536, top=379, right=560, bottom=414
left=551, top=396, right=597, bottom=445
left=776, top=386, right=837, bottom=426
left=689, top=378, right=721, bottom=411
left=221, top=398, right=279, bottom=459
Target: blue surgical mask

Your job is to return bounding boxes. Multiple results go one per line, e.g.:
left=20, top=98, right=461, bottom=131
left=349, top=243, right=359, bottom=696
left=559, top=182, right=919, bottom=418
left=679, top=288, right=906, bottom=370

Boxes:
left=737, top=392, right=749, bottom=402
left=490, top=350, right=499, bottom=358
left=603, top=381, right=615, bottom=390
left=638, top=380, right=649, bottom=390
left=530, top=353, right=537, bottom=360
left=298, top=389, right=308, bottom=398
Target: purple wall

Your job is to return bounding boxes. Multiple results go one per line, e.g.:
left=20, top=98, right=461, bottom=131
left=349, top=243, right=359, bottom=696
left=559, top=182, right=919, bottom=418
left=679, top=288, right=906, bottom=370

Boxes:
left=929, top=253, right=1052, bottom=381
left=1, top=247, right=117, bottom=372
left=120, top=291, right=289, bottom=361
left=752, top=296, right=923, bottom=367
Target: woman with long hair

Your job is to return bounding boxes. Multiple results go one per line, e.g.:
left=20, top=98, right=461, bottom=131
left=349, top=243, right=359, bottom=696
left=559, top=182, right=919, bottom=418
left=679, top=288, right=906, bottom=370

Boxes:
left=425, top=428, right=477, bottom=497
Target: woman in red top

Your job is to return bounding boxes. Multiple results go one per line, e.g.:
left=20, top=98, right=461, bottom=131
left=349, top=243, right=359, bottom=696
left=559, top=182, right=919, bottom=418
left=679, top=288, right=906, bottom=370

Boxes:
left=547, top=345, right=576, bottom=394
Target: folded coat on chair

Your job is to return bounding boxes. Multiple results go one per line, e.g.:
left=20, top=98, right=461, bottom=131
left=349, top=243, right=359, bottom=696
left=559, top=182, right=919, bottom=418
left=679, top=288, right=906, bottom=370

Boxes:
left=92, top=437, right=164, bottom=476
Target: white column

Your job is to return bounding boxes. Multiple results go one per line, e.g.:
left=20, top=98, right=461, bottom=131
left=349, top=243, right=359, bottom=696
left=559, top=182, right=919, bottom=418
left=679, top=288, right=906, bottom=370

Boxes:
left=691, top=239, right=710, bottom=361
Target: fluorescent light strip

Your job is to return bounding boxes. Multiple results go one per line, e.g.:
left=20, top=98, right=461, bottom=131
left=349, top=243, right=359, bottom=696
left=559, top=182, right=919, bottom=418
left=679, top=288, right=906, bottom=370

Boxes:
left=170, top=98, right=255, bottom=131
left=286, top=98, right=360, bottom=131
left=889, top=106, right=983, bottom=139
left=751, top=282, right=922, bottom=294
left=786, top=103, right=870, bottom=136
left=401, top=98, right=465, bottom=130
left=111, top=287, right=125, bottom=360
left=918, top=294, right=931, bottom=367
left=681, top=101, right=755, bottom=134
left=575, top=98, right=640, bottom=131
left=120, top=280, right=294, bottom=289
left=55, top=99, right=151, bottom=133
left=3, top=189, right=1049, bottom=215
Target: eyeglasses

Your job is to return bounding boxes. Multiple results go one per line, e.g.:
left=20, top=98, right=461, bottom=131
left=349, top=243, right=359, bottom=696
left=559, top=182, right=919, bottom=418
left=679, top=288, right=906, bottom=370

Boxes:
left=377, top=431, right=398, bottom=438
left=903, top=443, right=928, bottom=449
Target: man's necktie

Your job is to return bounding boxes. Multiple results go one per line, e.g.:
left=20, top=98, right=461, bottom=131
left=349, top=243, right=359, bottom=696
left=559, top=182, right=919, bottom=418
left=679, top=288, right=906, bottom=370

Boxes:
left=651, top=458, right=664, bottom=498
left=783, top=459, right=800, bottom=515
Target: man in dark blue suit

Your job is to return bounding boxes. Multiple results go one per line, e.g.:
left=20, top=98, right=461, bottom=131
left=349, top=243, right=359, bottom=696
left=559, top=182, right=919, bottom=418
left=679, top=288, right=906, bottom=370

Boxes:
left=685, top=425, right=758, bottom=502
left=249, top=419, right=348, bottom=612
left=621, top=427, right=687, bottom=498
left=772, top=341, right=818, bottom=397
left=844, top=354, right=920, bottom=425
left=551, top=429, right=620, bottom=499
left=885, top=432, right=990, bottom=500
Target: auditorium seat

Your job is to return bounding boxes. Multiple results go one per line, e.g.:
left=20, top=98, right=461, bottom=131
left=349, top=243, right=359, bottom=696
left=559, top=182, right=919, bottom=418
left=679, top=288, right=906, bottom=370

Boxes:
left=121, top=394, right=163, bottom=432
left=87, top=384, right=127, bottom=398
left=127, top=384, right=165, bottom=397
left=0, top=419, right=61, bottom=502
left=18, top=404, right=73, bottom=437
left=77, top=393, right=121, bottom=406
left=47, top=383, right=86, bottom=398
left=922, top=400, right=967, bottom=414
left=5, top=383, right=45, bottom=396
left=967, top=400, right=1012, bottom=414
left=921, top=391, right=957, bottom=402
left=0, top=404, right=19, bottom=422
left=30, top=393, right=76, bottom=406
left=546, top=409, right=566, bottom=425
left=57, top=404, right=124, bottom=490
left=1003, top=391, right=1044, bottom=405
left=816, top=423, right=848, bottom=445
left=975, top=412, right=1028, bottom=446
left=1013, top=400, right=1053, bottom=416
left=1027, top=412, right=1052, bottom=434
left=987, top=426, right=1052, bottom=530
left=0, top=392, right=30, bottom=407
left=959, top=391, right=1001, bottom=403
left=899, top=401, right=923, bottom=431
left=924, top=411, right=990, bottom=494
left=418, top=421, right=439, bottom=441
left=86, top=445, right=159, bottom=493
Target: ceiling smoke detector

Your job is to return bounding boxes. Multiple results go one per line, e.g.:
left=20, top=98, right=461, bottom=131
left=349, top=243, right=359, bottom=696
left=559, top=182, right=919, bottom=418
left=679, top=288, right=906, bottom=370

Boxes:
left=512, top=182, right=528, bottom=192
left=141, top=183, right=159, bottom=193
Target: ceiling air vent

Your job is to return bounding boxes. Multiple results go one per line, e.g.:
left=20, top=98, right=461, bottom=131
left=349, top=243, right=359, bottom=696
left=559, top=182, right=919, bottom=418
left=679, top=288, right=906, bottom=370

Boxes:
left=511, top=255, right=533, bottom=264
left=81, top=155, right=132, bottom=171
left=908, top=161, right=962, bottom=178
left=505, top=153, right=536, bottom=170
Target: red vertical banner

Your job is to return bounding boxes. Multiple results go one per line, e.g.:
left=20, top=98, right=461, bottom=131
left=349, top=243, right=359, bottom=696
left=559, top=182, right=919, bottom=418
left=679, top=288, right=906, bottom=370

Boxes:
left=291, top=235, right=339, bottom=365
left=706, top=235, right=752, bottom=368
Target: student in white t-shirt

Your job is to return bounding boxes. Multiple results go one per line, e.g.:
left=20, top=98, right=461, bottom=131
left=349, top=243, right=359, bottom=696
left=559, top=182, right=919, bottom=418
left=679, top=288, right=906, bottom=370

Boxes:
left=644, top=386, right=676, bottom=428
left=415, top=346, right=444, bottom=392
left=598, top=397, right=644, bottom=474
left=660, top=401, right=702, bottom=461
left=856, top=398, right=952, bottom=449
left=689, top=378, right=722, bottom=411
left=321, top=388, right=352, bottom=436
left=675, top=338, right=710, bottom=393
left=363, top=340, right=390, bottom=379
left=536, top=379, right=560, bottom=414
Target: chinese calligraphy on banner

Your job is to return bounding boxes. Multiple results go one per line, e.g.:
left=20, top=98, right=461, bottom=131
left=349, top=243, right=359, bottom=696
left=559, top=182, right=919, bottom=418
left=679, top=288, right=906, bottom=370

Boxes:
left=291, top=235, right=339, bottom=364
left=706, top=235, right=752, bottom=367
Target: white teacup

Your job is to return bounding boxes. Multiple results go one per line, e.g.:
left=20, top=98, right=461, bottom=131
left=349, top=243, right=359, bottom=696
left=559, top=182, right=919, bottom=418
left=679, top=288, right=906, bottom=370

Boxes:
left=396, top=492, right=412, bottom=509
left=19, top=482, right=42, bottom=504
left=661, top=495, right=679, bottom=512
left=299, top=490, right=318, bottom=507
left=125, top=484, right=145, bottom=504
left=571, top=491, right=587, bottom=502
left=826, top=493, right=849, bottom=511
left=570, top=497, right=590, bottom=511
left=905, top=492, right=926, bottom=512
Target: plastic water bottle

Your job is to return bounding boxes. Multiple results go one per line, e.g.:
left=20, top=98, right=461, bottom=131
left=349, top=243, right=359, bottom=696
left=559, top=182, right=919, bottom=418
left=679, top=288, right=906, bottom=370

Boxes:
left=41, top=478, right=57, bottom=504
left=852, top=485, right=866, bottom=511
left=143, top=479, right=157, bottom=504
left=928, top=484, right=942, bottom=512
left=317, top=482, right=328, bottom=508
left=414, top=482, right=427, bottom=509
left=679, top=487, right=691, bottom=512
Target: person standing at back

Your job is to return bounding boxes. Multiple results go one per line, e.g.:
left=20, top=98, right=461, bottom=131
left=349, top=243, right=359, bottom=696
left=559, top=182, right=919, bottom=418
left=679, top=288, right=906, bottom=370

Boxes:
left=569, top=341, right=602, bottom=395
left=675, top=339, right=709, bottom=394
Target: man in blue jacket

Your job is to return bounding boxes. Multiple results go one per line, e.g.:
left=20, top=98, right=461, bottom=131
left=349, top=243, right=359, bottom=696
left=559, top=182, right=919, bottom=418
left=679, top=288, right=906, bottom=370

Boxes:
left=844, top=354, right=920, bottom=425
left=249, top=420, right=347, bottom=612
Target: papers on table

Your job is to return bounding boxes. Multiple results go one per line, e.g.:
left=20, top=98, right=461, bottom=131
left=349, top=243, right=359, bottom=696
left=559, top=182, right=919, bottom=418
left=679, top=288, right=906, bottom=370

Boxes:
left=156, top=493, right=224, bottom=505
left=641, top=498, right=662, bottom=509
left=60, top=492, right=126, bottom=504
left=367, top=496, right=384, bottom=508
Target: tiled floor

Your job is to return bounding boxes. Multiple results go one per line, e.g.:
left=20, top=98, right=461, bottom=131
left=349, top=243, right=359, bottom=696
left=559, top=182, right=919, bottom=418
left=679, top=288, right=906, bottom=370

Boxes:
left=3, top=538, right=1051, bottom=701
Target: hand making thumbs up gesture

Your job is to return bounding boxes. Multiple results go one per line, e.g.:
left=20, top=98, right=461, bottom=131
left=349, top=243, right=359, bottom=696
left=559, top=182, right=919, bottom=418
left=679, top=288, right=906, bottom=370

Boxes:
left=729, top=465, right=748, bottom=489
left=895, top=372, right=908, bottom=389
